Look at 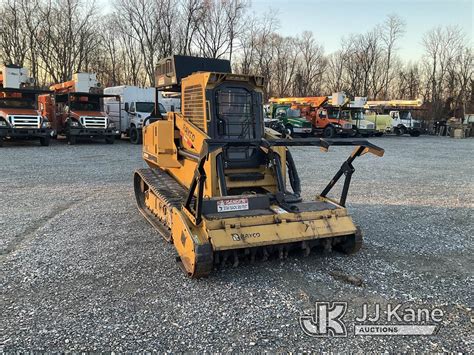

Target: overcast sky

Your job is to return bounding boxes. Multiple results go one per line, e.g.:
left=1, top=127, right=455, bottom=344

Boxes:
left=99, top=0, right=473, bottom=60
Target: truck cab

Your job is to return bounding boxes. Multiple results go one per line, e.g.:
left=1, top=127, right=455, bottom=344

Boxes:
left=104, top=86, right=170, bottom=144
left=268, top=103, right=313, bottom=137
left=41, top=73, right=120, bottom=145
left=389, top=110, right=421, bottom=136
left=340, top=109, right=375, bottom=136
left=0, top=65, right=52, bottom=147
left=319, top=108, right=355, bottom=137
left=125, top=100, right=167, bottom=143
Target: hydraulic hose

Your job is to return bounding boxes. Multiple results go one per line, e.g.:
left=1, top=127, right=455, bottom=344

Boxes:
left=286, top=149, right=301, bottom=198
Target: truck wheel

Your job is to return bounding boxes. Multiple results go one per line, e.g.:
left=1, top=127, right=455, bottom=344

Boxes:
left=130, top=126, right=142, bottom=144
left=409, top=130, right=420, bottom=137
left=285, top=125, right=294, bottom=137
left=40, top=136, right=50, bottom=146
left=396, top=126, right=406, bottom=135
left=323, top=126, right=336, bottom=138
left=67, top=135, right=76, bottom=145
left=105, top=136, right=115, bottom=144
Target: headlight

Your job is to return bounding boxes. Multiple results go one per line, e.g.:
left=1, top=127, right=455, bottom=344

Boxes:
left=0, top=119, right=8, bottom=127
left=42, top=120, right=51, bottom=128
left=70, top=120, right=79, bottom=127
left=108, top=122, right=116, bottom=128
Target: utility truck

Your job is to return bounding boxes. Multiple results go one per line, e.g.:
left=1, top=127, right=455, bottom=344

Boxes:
left=103, top=86, right=178, bottom=144
left=39, top=73, right=120, bottom=144
left=270, top=94, right=354, bottom=138
left=325, top=95, right=375, bottom=137
left=0, top=65, right=52, bottom=146
left=266, top=103, right=313, bottom=137
left=365, top=99, right=423, bottom=137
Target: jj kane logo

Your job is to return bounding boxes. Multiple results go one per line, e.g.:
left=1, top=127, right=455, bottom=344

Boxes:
left=300, top=301, right=443, bottom=337
left=300, top=302, right=347, bottom=337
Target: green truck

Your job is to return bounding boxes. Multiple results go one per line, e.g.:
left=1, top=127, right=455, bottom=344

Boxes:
left=267, top=103, right=313, bottom=137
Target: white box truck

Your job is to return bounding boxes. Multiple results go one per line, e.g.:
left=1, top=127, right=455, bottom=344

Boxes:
left=103, top=86, right=179, bottom=144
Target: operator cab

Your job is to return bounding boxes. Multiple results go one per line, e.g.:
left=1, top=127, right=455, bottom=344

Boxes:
left=155, top=55, right=266, bottom=171
left=209, top=82, right=264, bottom=167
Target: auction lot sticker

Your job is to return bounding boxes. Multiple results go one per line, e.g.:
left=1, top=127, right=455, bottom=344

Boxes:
left=217, top=198, right=249, bottom=212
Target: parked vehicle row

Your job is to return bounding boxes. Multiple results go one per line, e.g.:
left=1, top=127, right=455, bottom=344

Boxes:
left=0, top=65, right=181, bottom=146
left=266, top=92, right=423, bottom=138
left=0, top=64, right=425, bottom=147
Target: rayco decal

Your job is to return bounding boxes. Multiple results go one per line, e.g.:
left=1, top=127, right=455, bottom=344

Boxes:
left=182, top=124, right=196, bottom=142
left=231, top=232, right=261, bottom=241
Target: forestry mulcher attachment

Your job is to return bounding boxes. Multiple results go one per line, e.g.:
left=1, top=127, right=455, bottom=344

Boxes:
left=134, top=55, right=384, bottom=278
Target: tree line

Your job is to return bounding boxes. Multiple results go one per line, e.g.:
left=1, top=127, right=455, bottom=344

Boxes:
left=1, top=0, right=472, bottom=120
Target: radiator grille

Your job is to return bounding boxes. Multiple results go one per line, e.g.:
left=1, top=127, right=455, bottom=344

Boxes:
left=183, top=84, right=205, bottom=130
left=81, top=116, right=107, bottom=129
left=9, top=116, right=40, bottom=128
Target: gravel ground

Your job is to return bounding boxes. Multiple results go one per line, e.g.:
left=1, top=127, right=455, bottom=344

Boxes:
left=1, top=136, right=473, bottom=352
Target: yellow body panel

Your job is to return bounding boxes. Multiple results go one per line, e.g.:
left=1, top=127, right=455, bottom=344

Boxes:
left=172, top=208, right=211, bottom=275
left=206, top=214, right=356, bottom=251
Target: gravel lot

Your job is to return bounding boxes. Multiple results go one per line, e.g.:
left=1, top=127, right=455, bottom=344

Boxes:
left=1, top=136, right=473, bottom=352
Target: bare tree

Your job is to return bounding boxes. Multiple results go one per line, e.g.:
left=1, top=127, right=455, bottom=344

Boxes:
left=293, top=31, right=326, bottom=96
left=115, top=0, right=162, bottom=85
left=175, top=0, right=203, bottom=55
left=422, top=25, right=467, bottom=119
left=324, top=50, right=347, bottom=93
left=0, top=0, right=470, bottom=118
left=193, top=0, right=248, bottom=59
left=381, top=14, right=405, bottom=98
left=0, top=0, right=29, bottom=66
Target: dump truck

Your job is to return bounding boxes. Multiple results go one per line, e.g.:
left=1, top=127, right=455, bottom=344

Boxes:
left=0, top=65, right=52, bottom=147
left=270, top=94, right=354, bottom=138
left=103, top=86, right=172, bottom=144
left=266, top=103, right=313, bottom=137
left=133, top=55, right=384, bottom=278
left=39, top=73, right=120, bottom=144
left=365, top=99, right=423, bottom=137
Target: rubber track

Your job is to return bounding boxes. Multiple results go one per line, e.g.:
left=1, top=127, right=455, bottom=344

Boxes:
left=134, top=168, right=188, bottom=241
